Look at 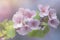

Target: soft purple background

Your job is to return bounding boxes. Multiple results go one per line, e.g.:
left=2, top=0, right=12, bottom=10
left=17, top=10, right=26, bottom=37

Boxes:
left=1, top=0, right=60, bottom=40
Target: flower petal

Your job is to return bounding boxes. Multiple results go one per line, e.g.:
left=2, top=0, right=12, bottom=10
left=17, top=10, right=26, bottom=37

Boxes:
left=27, top=19, right=40, bottom=30
left=48, top=8, right=57, bottom=19
left=38, top=4, right=49, bottom=17
left=38, top=4, right=43, bottom=11
left=12, top=13, right=23, bottom=24
left=23, top=9, right=36, bottom=18
left=13, top=23, right=23, bottom=29
left=16, top=25, right=31, bottom=35
left=48, top=19, right=60, bottom=28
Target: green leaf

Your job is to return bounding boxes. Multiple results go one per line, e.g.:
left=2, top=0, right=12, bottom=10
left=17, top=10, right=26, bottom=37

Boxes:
left=1, top=20, right=15, bottom=39
left=0, top=20, right=16, bottom=39
left=33, top=11, right=40, bottom=20
left=5, top=21, right=16, bottom=38
left=6, top=26, right=15, bottom=38
left=28, top=23, right=49, bottom=38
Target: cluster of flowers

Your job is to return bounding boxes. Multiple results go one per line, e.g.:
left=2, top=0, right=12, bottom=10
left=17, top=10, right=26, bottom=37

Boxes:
left=12, top=4, right=60, bottom=35
left=0, top=4, right=60, bottom=40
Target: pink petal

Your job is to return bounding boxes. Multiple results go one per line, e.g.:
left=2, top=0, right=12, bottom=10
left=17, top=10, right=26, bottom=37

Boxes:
left=44, top=5, right=50, bottom=11
left=12, top=13, right=23, bottom=24
left=27, top=19, right=40, bottom=30
left=48, top=8, right=57, bottom=19
left=38, top=4, right=43, bottom=11
left=14, top=23, right=23, bottom=29
left=38, top=4, right=50, bottom=17
left=23, top=9, right=36, bottom=18
left=16, top=25, right=31, bottom=35
left=48, top=19, right=60, bottom=28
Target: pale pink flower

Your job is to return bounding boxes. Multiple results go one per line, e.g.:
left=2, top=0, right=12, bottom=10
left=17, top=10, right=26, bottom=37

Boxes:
left=27, top=19, right=40, bottom=30
left=48, top=8, right=60, bottom=28
left=12, top=13, right=24, bottom=29
left=12, top=13, right=23, bottom=24
left=38, top=4, right=50, bottom=17
left=12, top=8, right=36, bottom=29
left=16, top=25, right=31, bottom=35
left=23, top=9, right=36, bottom=18
left=18, top=8, right=36, bottom=19
left=48, top=19, right=60, bottom=28
left=48, top=8, right=57, bottom=19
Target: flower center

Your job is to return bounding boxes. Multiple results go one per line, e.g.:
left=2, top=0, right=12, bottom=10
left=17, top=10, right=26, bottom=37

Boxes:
left=31, top=22, right=36, bottom=27
left=41, top=8, right=45, bottom=13
left=50, top=19, right=57, bottom=25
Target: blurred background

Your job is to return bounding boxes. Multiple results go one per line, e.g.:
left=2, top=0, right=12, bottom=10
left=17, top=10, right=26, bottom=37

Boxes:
left=0, top=0, right=60, bottom=40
